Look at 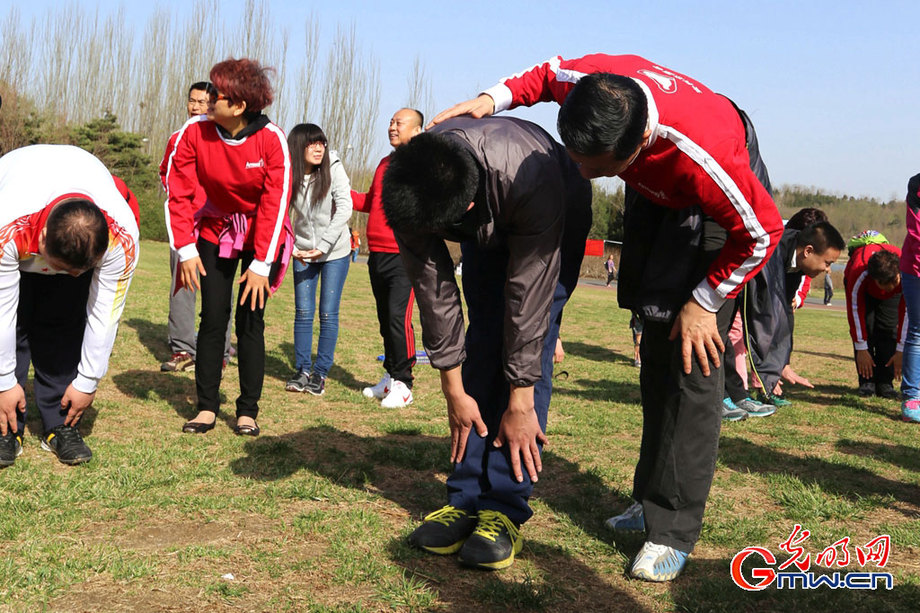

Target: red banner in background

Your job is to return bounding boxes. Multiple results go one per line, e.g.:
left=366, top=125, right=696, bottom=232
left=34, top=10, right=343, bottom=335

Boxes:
left=584, top=239, right=605, bottom=257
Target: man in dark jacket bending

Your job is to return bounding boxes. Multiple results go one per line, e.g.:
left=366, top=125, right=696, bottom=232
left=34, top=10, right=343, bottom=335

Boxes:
left=382, top=116, right=591, bottom=570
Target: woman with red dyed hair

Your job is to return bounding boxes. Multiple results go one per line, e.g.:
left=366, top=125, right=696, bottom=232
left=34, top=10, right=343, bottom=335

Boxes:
left=165, top=57, right=292, bottom=437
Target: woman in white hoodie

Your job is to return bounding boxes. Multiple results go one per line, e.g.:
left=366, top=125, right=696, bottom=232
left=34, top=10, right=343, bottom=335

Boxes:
left=285, top=124, right=353, bottom=395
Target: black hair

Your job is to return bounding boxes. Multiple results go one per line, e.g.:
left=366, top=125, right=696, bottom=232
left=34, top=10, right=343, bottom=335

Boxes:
left=557, top=73, right=648, bottom=158
left=288, top=123, right=331, bottom=207
left=867, top=250, right=900, bottom=286
left=796, top=221, right=845, bottom=254
left=785, top=207, right=828, bottom=231
left=44, top=199, right=108, bottom=270
left=188, top=81, right=216, bottom=96
left=381, top=132, right=480, bottom=232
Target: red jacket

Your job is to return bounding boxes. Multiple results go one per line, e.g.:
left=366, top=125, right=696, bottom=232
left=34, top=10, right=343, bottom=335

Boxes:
left=351, top=155, right=399, bottom=253
left=482, top=54, right=783, bottom=310
left=844, top=242, right=906, bottom=350
left=164, top=115, right=291, bottom=277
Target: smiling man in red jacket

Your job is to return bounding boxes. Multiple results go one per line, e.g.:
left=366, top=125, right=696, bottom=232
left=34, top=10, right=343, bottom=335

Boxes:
left=351, top=108, right=423, bottom=409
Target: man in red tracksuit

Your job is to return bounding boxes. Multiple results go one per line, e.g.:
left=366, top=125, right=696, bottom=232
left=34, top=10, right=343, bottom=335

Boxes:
left=351, top=108, right=422, bottom=409
left=844, top=237, right=906, bottom=398
left=432, top=53, right=784, bottom=581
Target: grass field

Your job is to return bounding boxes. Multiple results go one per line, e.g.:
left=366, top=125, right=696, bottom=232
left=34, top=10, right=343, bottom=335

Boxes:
left=1, top=239, right=918, bottom=612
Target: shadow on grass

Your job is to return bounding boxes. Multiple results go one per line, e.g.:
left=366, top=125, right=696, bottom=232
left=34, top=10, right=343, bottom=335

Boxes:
left=794, top=348, right=853, bottom=364
left=788, top=383, right=902, bottom=419
left=112, top=369, right=231, bottom=427
left=719, top=436, right=920, bottom=512
left=385, top=536, right=648, bottom=613
left=229, top=425, right=648, bottom=612
left=552, top=377, right=641, bottom=404
left=836, top=438, right=920, bottom=473
left=123, top=318, right=170, bottom=363
left=562, top=341, right=632, bottom=365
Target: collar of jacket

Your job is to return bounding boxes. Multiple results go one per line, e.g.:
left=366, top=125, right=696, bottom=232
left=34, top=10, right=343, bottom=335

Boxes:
left=216, top=114, right=270, bottom=140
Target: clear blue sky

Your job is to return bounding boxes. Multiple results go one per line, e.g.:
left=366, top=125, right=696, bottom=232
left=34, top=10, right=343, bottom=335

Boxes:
left=7, top=0, right=919, bottom=201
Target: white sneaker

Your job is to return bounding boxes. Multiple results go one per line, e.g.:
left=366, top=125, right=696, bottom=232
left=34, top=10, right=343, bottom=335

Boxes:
left=381, top=380, right=413, bottom=408
left=630, top=541, right=689, bottom=582
left=362, top=373, right=391, bottom=399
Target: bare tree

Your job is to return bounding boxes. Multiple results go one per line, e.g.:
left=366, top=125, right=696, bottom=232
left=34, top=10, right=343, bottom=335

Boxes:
left=290, top=14, right=321, bottom=125
left=406, top=54, right=435, bottom=124
left=319, top=23, right=381, bottom=190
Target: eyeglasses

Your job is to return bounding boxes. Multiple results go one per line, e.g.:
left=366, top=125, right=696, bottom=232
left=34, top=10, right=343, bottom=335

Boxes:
left=210, top=93, right=232, bottom=104
left=307, top=141, right=327, bottom=149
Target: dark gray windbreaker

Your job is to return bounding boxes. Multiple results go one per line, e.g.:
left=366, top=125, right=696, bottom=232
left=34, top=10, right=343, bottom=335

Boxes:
left=743, top=228, right=802, bottom=394
left=393, top=116, right=588, bottom=387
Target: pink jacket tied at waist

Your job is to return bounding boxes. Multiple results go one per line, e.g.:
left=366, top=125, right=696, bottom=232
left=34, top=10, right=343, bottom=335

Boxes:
left=173, top=203, right=294, bottom=294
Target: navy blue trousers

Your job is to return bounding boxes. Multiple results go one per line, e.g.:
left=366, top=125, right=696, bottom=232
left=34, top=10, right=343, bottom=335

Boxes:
left=446, top=201, right=590, bottom=525
left=15, top=270, right=92, bottom=434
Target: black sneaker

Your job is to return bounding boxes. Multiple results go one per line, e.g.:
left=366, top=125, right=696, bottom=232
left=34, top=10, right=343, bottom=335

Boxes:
left=305, top=372, right=326, bottom=396
left=0, top=432, right=23, bottom=468
left=285, top=371, right=310, bottom=393
left=857, top=382, right=876, bottom=397
left=407, top=505, right=478, bottom=555
left=877, top=383, right=900, bottom=400
left=458, top=509, right=522, bottom=570
left=41, top=425, right=92, bottom=465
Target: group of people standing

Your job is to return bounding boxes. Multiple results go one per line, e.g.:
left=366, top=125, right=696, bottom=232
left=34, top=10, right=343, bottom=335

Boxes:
left=4, top=49, right=917, bottom=590
left=161, top=59, right=422, bottom=438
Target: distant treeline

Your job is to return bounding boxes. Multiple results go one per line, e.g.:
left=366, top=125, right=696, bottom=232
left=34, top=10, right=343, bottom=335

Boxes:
left=587, top=183, right=908, bottom=248
left=775, top=185, right=906, bottom=247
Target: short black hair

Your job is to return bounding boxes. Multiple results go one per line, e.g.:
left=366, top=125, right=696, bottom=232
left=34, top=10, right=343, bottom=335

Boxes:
left=867, top=250, right=900, bottom=286
left=382, top=132, right=480, bottom=232
left=44, top=199, right=109, bottom=270
left=785, top=207, right=828, bottom=231
left=557, top=73, right=648, bottom=159
left=188, top=81, right=216, bottom=96
left=796, top=221, right=845, bottom=254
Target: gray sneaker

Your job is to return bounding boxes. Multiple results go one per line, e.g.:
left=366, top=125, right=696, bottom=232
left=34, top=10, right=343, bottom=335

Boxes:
left=735, top=397, right=776, bottom=418
left=285, top=371, right=311, bottom=393
left=605, top=500, right=646, bottom=532
left=721, top=398, right=748, bottom=422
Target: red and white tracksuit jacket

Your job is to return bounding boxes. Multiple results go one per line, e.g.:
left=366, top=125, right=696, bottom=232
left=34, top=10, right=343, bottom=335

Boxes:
left=482, top=53, right=783, bottom=311
left=164, top=115, right=291, bottom=278
left=350, top=155, right=400, bottom=253
left=844, top=243, right=907, bottom=351
left=0, top=144, right=140, bottom=393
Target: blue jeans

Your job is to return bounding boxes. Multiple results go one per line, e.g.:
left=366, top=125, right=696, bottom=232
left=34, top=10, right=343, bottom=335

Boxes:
left=901, top=272, right=920, bottom=400
left=293, top=255, right=350, bottom=377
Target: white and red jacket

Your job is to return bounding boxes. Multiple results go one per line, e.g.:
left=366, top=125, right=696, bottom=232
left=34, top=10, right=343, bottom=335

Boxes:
left=0, top=145, right=139, bottom=394
left=350, top=155, right=399, bottom=253
left=164, top=115, right=291, bottom=278
left=844, top=243, right=907, bottom=351
left=482, top=54, right=783, bottom=311
left=159, top=129, right=207, bottom=211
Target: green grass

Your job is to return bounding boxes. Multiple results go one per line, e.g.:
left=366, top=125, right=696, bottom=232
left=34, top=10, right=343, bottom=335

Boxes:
left=0, top=239, right=918, bottom=611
